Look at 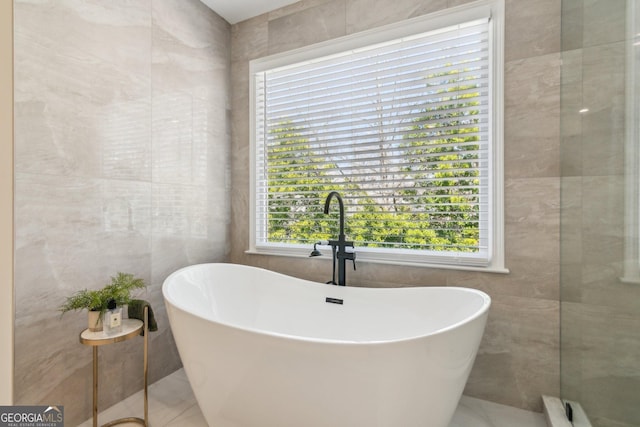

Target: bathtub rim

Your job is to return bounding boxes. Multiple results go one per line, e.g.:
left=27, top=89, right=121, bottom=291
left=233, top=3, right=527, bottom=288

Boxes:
left=162, top=262, right=491, bottom=346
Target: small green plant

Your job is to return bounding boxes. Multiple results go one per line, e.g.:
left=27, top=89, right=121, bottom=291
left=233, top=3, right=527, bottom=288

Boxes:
left=59, top=272, right=146, bottom=317
left=102, top=272, right=146, bottom=307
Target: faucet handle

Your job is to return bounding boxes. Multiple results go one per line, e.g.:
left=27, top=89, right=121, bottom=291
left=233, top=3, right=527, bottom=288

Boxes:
left=346, top=249, right=356, bottom=270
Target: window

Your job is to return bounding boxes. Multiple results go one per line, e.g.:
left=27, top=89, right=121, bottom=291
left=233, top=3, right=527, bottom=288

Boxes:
left=250, top=0, right=505, bottom=271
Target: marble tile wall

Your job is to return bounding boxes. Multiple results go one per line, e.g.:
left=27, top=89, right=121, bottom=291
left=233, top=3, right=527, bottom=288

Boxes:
left=230, top=0, right=561, bottom=413
left=13, top=0, right=230, bottom=425
left=560, top=1, right=640, bottom=426
left=0, top=0, right=13, bottom=404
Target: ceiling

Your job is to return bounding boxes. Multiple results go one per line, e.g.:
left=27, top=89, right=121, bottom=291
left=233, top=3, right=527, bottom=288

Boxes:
left=200, top=0, right=301, bottom=24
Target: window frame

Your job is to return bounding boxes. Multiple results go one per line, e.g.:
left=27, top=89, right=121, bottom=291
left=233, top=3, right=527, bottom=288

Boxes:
left=248, top=0, right=506, bottom=273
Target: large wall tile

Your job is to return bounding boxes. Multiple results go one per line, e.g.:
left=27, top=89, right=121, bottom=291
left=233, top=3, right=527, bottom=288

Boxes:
left=504, top=53, right=561, bottom=178
left=581, top=0, right=626, bottom=48
left=152, top=93, right=212, bottom=186
left=14, top=0, right=151, bottom=179
left=153, top=0, right=228, bottom=49
left=268, top=0, right=337, bottom=21
left=267, top=0, right=346, bottom=54
left=100, top=99, right=152, bottom=181
left=229, top=185, right=251, bottom=261
left=465, top=294, right=559, bottom=411
left=446, top=256, right=559, bottom=301
left=559, top=177, right=582, bottom=302
left=504, top=177, right=560, bottom=263
left=14, top=173, right=152, bottom=419
left=505, top=0, right=561, bottom=62
left=231, top=15, right=268, bottom=62
left=345, top=0, right=447, bottom=34
left=229, top=57, right=251, bottom=262
left=448, top=0, right=477, bottom=7
left=559, top=49, right=583, bottom=177
left=560, top=0, right=583, bottom=51
left=562, top=302, right=640, bottom=427
left=580, top=42, right=625, bottom=177
left=152, top=0, right=230, bottom=96
left=15, top=174, right=153, bottom=303
left=574, top=175, right=632, bottom=310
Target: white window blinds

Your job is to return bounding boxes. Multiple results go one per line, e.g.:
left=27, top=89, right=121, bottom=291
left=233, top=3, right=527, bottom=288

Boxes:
left=252, top=13, right=496, bottom=267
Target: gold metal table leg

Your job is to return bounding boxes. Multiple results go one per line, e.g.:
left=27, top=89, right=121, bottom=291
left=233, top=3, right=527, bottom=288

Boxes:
left=93, top=346, right=147, bottom=427
left=144, top=306, right=149, bottom=426
left=85, top=314, right=149, bottom=427
left=93, top=346, right=98, bottom=427
left=101, top=417, right=145, bottom=426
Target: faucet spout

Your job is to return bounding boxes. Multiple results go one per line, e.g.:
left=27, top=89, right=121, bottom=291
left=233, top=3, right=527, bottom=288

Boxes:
left=323, top=191, right=345, bottom=237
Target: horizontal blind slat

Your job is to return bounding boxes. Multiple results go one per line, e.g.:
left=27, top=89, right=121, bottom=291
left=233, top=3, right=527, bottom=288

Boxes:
left=267, top=21, right=489, bottom=82
left=265, top=49, right=489, bottom=101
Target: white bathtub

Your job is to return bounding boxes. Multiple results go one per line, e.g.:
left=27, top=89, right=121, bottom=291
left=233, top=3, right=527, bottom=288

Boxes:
left=162, top=263, right=490, bottom=427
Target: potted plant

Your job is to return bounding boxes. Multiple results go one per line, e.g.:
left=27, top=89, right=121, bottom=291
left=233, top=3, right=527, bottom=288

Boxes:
left=59, top=272, right=146, bottom=332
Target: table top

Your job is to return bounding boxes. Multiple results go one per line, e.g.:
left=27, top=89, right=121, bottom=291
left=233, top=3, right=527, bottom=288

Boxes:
left=79, top=319, right=143, bottom=346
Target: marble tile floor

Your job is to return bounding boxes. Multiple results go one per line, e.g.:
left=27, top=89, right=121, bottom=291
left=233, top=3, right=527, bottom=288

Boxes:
left=77, top=369, right=548, bottom=427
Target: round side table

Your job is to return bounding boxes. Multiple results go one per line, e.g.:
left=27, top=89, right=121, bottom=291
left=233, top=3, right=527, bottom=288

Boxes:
left=80, top=311, right=148, bottom=427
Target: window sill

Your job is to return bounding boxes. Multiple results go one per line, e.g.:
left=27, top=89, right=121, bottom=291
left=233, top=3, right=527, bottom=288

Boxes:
left=245, top=248, right=510, bottom=274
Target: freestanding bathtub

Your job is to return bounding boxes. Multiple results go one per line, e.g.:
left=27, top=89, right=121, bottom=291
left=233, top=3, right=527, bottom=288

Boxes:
left=162, top=263, right=490, bottom=427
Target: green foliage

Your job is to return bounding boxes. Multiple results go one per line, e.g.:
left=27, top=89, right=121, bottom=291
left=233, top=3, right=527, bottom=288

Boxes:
left=266, top=122, right=342, bottom=244
left=59, top=289, right=107, bottom=313
left=59, top=272, right=146, bottom=316
left=263, top=66, right=484, bottom=253
left=103, top=272, right=146, bottom=306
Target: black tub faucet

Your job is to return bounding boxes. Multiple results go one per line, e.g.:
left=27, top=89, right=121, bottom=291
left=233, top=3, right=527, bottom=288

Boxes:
left=323, top=191, right=356, bottom=286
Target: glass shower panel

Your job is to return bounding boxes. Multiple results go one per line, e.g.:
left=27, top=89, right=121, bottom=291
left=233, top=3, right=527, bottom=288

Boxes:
left=560, top=1, right=640, bottom=426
